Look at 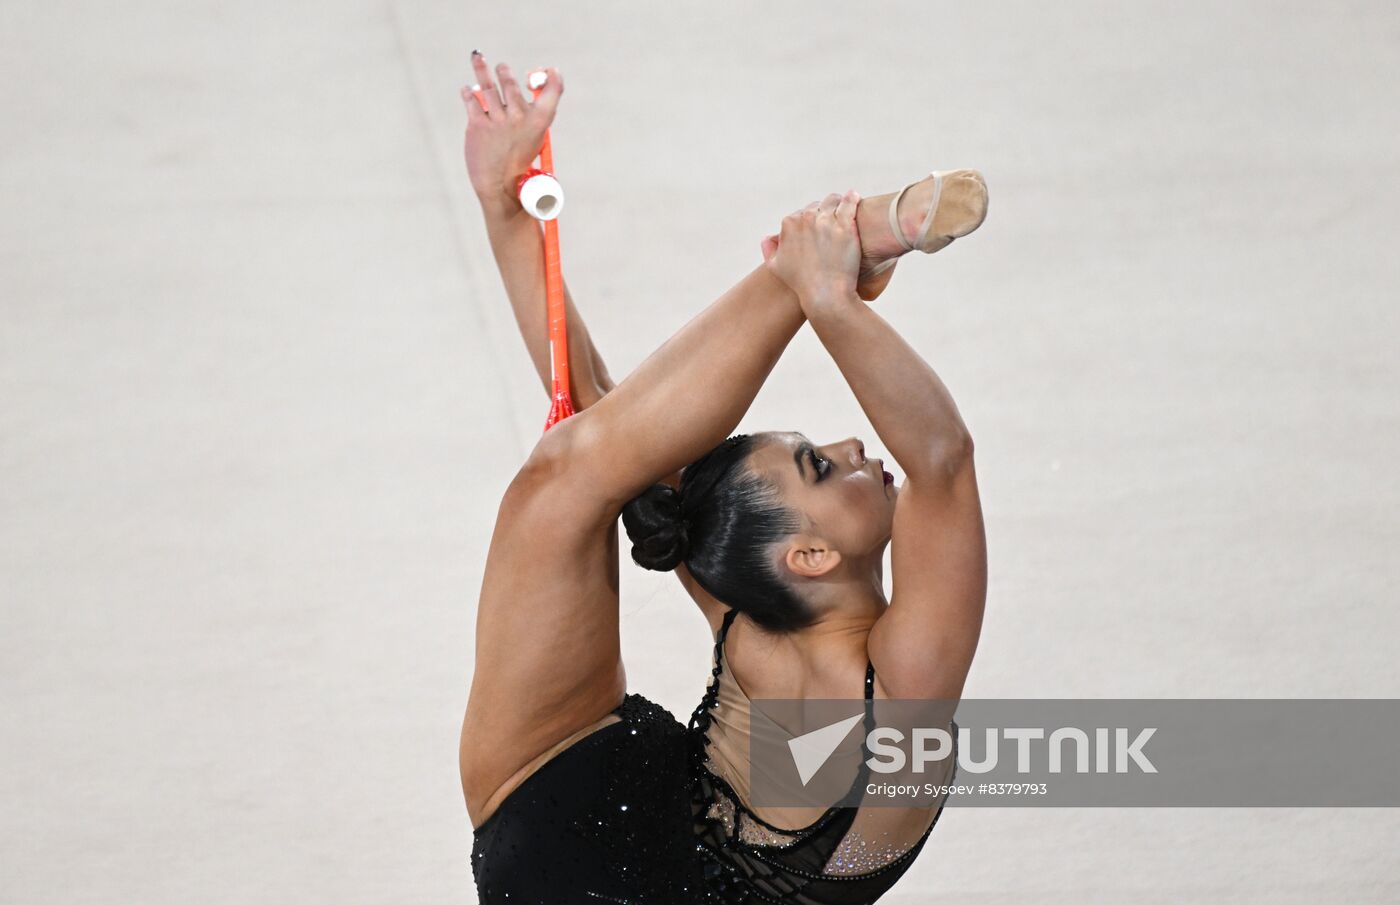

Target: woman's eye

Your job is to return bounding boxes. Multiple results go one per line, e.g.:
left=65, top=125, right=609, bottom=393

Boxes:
left=815, top=455, right=831, bottom=479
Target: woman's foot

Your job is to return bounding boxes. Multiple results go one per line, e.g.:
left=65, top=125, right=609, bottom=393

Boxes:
left=761, top=169, right=988, bottom=301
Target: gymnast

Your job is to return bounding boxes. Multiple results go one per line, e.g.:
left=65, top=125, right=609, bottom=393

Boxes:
left=459, top=53, right=988, bottom=903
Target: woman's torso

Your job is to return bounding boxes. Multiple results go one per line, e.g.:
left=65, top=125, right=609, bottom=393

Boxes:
left=471, top=610, right=952, bottom=904
left=688, top=608, right=953, bottom=902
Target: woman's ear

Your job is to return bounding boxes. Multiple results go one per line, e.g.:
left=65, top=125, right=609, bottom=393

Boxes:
left=784, top=536, right=842, bottom=578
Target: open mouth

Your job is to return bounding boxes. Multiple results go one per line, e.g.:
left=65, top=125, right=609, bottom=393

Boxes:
left=883, top=469, right=894, bottom=486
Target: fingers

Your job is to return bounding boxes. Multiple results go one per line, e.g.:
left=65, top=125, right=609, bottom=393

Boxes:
left=785, top=190, right=858, bottom=232
left=469, top=51, right=501, bottom=115
left=778, top=207, right=806, bottom=243
left=467, top=54, right=562, bottom=126
left=781, top=194, right=845, bottom=238
left=781, top=200, right=819, bottom=243
left=529, top=67, right=565, bottom=123
left=496, top=63, right=527, bottom=111
left=461, top=85, right=488, bottom=123
left=835, top=189, right=860, bottom=224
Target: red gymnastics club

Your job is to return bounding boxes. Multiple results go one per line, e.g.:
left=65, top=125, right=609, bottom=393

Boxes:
left=515, top=69, right=573, bottom=431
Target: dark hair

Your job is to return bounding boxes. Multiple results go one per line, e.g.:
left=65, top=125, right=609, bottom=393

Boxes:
left=621, top=434, right=813, bottom=632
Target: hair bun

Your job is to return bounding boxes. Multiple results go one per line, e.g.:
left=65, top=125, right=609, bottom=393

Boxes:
left=620, top=483, right=689, bottom=572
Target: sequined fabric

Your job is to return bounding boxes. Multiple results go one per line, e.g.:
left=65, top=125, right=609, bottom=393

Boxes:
left=471, top=694, right=708, bottom=904
left=823, top=831, right=912, bottom=876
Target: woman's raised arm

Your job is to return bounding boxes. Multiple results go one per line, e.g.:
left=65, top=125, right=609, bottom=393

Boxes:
left=770, top=199, right=987, bottom=701
left=466, top=54, right=803, bottom=516
left=465, top=55, right=614, bottom=408
left=809, top=296, right=986, bottom=701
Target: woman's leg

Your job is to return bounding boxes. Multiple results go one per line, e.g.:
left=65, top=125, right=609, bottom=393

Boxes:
left=460, top=262, right=804, bottom=823
left=544, top=258, right=808, bottom=492
left=460, top=200, right=817, bottom=828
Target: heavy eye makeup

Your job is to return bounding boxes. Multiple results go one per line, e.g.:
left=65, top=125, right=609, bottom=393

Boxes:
left=809, top=449, right=831, bottom=481
left=791, top=437, right=832, bottom=483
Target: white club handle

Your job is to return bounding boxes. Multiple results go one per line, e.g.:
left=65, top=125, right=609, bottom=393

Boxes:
left=518, top=172, right=564, bottom=221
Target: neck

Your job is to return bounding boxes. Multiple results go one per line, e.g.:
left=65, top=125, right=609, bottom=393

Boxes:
left=794, top=566, right=887, bottom=644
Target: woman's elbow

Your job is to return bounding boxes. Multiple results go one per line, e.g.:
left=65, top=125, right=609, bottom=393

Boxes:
left=910, top=429, right=974, bottom=485
left=942, top=429, right=974, bottom=468
left=517, top=415, right=602, bottom=485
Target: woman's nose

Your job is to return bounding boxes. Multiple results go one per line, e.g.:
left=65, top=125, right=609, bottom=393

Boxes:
left=848, top=438, right=866, bottom=465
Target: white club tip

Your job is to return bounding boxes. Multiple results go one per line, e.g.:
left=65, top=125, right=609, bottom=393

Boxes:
left=518, top=172, right=564, bottom=221
left=527, top=70, right=549, bottom=90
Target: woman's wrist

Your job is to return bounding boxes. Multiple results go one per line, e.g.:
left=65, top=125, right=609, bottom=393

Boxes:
left=474, top=181, right=521, bottom=217
left=799, top=287, right=862, bottom=322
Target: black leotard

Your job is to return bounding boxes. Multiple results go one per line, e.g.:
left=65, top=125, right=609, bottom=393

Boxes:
left=469, top=694, right=705, bottom=903
left=470, top=609, right=948, bottom=903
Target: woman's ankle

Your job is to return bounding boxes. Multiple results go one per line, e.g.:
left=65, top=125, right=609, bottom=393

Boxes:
left=855, top=189, right=910, bottom=264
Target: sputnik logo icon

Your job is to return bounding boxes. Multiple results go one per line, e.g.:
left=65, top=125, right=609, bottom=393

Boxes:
left=787, top=714, right=864, bottom=786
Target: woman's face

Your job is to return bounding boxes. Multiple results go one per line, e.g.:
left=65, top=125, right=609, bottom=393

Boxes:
left=745, top=431, right=898, bottom=564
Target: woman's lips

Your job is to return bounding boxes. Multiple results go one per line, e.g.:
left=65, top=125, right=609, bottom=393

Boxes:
left=883, top=469, right=894, bottom=486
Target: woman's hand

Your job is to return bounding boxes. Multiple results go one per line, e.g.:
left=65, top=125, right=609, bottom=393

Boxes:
left=462, top=52, right=563, bottom=212
left=765, top=191, right=862, bottom=308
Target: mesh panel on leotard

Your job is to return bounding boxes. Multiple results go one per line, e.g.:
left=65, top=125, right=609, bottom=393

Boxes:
left=687, top=608, right=953, bottom=902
